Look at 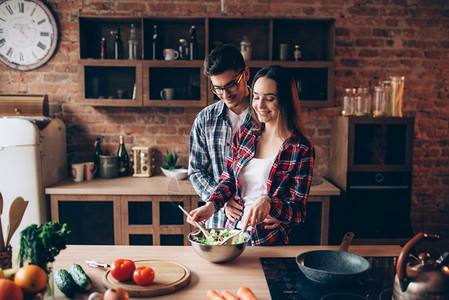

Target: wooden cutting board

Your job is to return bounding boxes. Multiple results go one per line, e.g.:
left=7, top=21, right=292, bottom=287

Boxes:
left=102, top=260, right=191, bottom=297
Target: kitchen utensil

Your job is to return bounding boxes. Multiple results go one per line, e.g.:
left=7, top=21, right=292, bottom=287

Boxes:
left=296, top=232, right=370, bottom=285
left=5, top=197, right=29, bottom=247
left=188, top=228, right=250, bottom=263
left=219, top=229, right=243, bottom=245
left=132, top=146, right=152, bottom=177
left=102, top=259, right=190, bottom=297
left=0, top=192, right=4, bottom=251
left=85, top=260, right=110, bottom=270
left=177, top=205, right=209, bottom=238
left=393, top=232, right=449, bottom=300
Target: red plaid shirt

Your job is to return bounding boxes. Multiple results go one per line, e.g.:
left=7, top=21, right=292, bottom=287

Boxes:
left=209, top=122, right=314, bottom=246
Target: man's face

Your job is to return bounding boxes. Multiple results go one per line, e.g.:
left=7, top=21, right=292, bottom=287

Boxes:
left=210, top=68, right=249, bottom=113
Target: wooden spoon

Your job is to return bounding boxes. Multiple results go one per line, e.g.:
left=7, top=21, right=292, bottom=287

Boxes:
left=219, top=229, right=243, bottom=245
left=5, top=197, right=29, bottom=247
left=0, top=192, right=4, bottom=251
left=178, top=205, right=209, bottom=238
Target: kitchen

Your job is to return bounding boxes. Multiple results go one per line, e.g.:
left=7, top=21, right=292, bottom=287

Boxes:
left=0, top=0, right=448, bottom=299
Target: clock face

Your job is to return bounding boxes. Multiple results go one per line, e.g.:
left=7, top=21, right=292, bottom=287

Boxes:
left=0, top=0, right=58, bottom=70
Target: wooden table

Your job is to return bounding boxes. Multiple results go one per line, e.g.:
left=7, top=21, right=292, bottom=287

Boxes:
left=14, top=244, right=401, bottom=300
left=45, top=176, right=340, bottom=245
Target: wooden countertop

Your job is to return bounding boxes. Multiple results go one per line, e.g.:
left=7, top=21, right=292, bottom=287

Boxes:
left=17, top=244, right=400, bottom=300
left=45, top=176, right=340, bottom=196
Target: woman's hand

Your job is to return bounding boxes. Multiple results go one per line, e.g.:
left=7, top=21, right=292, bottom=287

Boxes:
left=224, top=195, right=243, bottom=222
left=242, top=195, right=271, bottom=232
left=187, top=201, right=215, bottom=226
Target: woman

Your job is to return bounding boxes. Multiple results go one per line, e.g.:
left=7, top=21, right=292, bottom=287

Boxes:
left=188, top=65, right=314, bottom=245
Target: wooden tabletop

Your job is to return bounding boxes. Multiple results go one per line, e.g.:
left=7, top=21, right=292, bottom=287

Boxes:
left=45, top=176, right=340, bottom=196
left=15, top=244, right=401, bottom=300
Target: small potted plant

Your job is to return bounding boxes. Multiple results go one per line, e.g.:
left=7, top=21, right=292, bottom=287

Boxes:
left=161, top=151, right=188, bottom=180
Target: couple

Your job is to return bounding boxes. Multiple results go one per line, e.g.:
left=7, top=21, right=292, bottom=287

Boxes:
left=188, top=45, right=314, bottom=246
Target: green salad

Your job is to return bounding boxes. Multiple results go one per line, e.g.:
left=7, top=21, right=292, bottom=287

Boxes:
left=192, top=229, right=246, bottom=245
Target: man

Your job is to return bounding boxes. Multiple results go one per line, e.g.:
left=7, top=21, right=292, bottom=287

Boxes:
left=188, top=45, right=251, bottom=228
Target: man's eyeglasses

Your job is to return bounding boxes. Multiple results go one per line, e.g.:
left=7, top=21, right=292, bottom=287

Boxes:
left=210, top=72, right=244, bottom=96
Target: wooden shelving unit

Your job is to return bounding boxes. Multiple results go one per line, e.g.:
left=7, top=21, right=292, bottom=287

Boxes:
left=78, top=16, right=335, bottom=107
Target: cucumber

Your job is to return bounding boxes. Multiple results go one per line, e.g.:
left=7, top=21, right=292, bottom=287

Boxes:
left=69, top=263, right=92, bottom=292
left=55, top=269, right=77, bottom=298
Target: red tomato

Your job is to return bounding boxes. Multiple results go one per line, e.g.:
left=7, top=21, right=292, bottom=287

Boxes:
left=110, top=259, right=136, bottom=282
left=132, top=266, right=155, bottom=286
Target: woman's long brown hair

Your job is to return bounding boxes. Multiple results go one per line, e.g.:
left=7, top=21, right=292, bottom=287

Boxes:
left=250, top=65, right=310, bottom=143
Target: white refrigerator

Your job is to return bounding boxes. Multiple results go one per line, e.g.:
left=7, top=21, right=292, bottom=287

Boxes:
left=0, top=117, right=67, bottom=248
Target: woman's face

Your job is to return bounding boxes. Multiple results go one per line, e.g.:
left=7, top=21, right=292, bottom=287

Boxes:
left=252, top=77, right=280, bottom=125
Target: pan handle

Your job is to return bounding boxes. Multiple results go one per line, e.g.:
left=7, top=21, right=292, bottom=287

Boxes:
left=338, top=232, right=354, bottom=252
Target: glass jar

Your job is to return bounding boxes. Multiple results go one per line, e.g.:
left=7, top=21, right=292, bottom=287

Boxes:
left=240, top=36, right=252, bottom=61
left=355, top=88, right=371, bottom=116
left=294, top=45, right=302, bottom=61
left=342, top=88, right=355, bottom=116
left=178, top=38, right=189, bottom=60
left=373, top=86, right=387, bottom=117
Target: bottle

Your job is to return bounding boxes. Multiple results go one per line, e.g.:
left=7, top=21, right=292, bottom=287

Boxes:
left=117, top=135, right=129, bottom=177
left=113, top=27, right=123, bottom=59
left=128, top=23, right=138, bottom=60
left=294, top=45, right=302, bottom=61
left=373, top=86, right=387, bottom=117
left=152, top=25, right=158, bottom=60
left=342, top=88, right=355, bottom=116
left=189, top=25, right=198, bottom=60
left=100, top=37, right=107, bottom=59
left=94, top=137, right=103, bottom=174
left=240, top=36, right=252, bottom=61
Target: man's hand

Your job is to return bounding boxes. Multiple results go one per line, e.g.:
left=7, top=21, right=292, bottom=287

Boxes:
left=263, top=216, right=281, bottom=229
left=224, top=195, right=243, bottom=222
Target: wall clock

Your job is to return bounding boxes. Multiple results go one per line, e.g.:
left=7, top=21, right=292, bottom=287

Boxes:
left=0, top=0, right=58, bottom=71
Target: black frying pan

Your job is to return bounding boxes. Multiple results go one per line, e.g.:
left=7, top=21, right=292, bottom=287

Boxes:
left=296, top=232, right=370, bottom=285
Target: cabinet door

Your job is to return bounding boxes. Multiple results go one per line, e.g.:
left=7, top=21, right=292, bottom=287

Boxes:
left=51, top=195, right=122, bottom=245
left=121, top=195, right=193, bottom=245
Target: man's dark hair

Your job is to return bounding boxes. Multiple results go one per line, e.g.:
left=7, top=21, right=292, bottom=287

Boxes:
left=203, top=45, right=246, bottom=76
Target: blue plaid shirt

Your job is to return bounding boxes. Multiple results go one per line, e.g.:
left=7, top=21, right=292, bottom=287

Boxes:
left=188, top=100, right=251, bottom=228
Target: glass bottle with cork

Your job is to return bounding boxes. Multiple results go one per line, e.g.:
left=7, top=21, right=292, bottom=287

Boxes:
left=94, top=137, right=103, bottom=174
left=117, top=135, right=129, bottom=177
left=152, top=25, right=158, bottom=60
left=128, top=23, right=138, bottom=60
left=113, top=27, right=123, bottom=59
left=189, top=25, right=198, bottom=60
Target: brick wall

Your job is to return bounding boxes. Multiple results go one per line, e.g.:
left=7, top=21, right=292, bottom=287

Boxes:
left=1, top=0, right=448, bottom=247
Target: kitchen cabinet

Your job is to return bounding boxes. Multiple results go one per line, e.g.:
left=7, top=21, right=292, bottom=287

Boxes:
left=78, top=16, right=335, bottom=108
left=328, top=116, right=414, bottom=245
left=46, top=176, right=340, bottom=246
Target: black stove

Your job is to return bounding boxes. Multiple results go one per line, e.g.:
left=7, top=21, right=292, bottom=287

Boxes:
left=260, top=257, right=396, bottom=300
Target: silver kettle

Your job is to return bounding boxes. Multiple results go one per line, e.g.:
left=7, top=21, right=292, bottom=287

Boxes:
left=393, top=232, right=449, bottom=300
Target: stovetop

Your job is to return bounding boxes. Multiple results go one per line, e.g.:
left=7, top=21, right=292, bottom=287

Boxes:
left=260, top=256, right=396, bottom=300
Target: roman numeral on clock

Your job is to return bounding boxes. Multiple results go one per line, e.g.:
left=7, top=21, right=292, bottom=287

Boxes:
left=19, top=51, right=24, bottom=61
left=0, top=28, right=3, bottom=34
left=40, top=32, right=49, bottom=37
left=6, top=5, right=13, bottom=15
left=18, top=3, right=24, bottom=13
left=37, top=41, right=46, bottom=50
left=0, top=38, right=5, bottom=48
left=6, top=47, right=13, bottom=57
left=38, top=19, right=46, bottom=25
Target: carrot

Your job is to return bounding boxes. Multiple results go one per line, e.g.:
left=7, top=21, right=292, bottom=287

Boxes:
left=207, top=289, right=224, bottom=300
left=237, top=286, right=258, bottom=300
left=221, top=290, right=239, bottom=300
